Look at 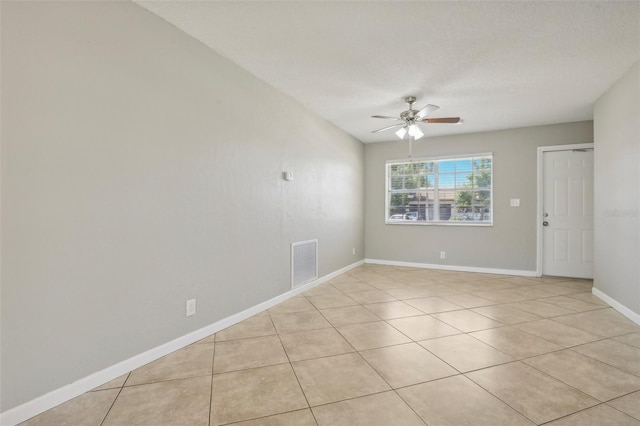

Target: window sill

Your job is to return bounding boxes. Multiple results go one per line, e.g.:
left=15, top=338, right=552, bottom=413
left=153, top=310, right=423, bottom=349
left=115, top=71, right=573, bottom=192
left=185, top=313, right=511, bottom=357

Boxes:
left=385, top=221, right=493, bottom=227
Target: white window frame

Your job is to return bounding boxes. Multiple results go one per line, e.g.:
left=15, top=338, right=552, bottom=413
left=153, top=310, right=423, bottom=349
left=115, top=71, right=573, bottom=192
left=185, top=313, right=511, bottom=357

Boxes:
left=385, top=153, right=494, bottom=226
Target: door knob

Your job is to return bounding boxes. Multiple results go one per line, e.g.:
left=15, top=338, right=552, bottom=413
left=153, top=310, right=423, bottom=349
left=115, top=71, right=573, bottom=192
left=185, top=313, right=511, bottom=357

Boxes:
left=543, top=221, right=549, bottom=226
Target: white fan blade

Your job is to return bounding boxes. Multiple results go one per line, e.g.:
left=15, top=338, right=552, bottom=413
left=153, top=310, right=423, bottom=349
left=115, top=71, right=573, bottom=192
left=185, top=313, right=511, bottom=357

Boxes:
left=371, top=115, right=402, bottom=121
left=372, top=123, right=405, bottom=133
left=415, top=104, right=440, bottom=120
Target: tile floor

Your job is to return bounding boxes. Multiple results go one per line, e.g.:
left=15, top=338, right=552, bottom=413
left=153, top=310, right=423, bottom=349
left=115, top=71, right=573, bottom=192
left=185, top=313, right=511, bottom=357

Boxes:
left=20, top=265, right=640, bottom=426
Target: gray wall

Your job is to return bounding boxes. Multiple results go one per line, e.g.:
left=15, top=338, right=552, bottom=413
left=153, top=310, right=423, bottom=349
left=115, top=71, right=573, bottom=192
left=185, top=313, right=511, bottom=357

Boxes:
left=365, top=122, right=593, bottom=271
left=0, top=1, right=364, bottom=411
left=593, top=61, right=640, bottom=316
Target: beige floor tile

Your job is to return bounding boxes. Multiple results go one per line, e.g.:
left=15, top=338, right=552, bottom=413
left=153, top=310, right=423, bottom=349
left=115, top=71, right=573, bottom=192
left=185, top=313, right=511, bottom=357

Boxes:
left=104, top=376, right=211, bottom=426
left=539, top=295, right=606, bottom=312
left=505, top=300, right=575, bottom=317
left=443, top=293, right=494, bottom=308
left=268, top=297, right=317, bottom=314
left=546, top=404, right=640, bottom=426
left=363, top=300, right=424, bottom=320
left=215, top=315, right=276, bottom=341
left=524, top=350, right=640, bottom=401
left=312, top=391, right=425, bottom=426
left=608, top=391, right=640, bottom=420
left=471, top=305, right=541, bottom=325
left=210, top=364, right=307, bottom=425
left=456, top=280, right=517, bottom=291
left=194, top=334, right=216, bottom=344
left=566, top=292, right=609, bottom=306
left=419, top=334, right=513, bottom=372
left=270, top=310, right=332, bottom=334
left=337, top=321, right=412, bottom=350
left=367, top=279, right=407, bottom=290
left=231, top=409, right=317, bottom=426
left=397, top=375, right=534, bottom=426
left=404, top=297, right=463, bottom=314
left=554, top=280, right=594, bottom=292
left=402, top=279, right=447, bottom=287
left=279, top=328, right=354, bottom=361
left=387, top=315, right=461, bottom=341
left=470, top=326, right=562, bottom=358
left=498, top=277, right=540, bottom=286
left=347, top=290, right=398, bottom=304
left=327, top=274, right=362, bottom=284
left=381, top=287, right=439, bottom=300
left=527, top=284, right=582, bottom=297
left=302, top=284, right=342, bottom=297
left=91, top=373, right=129, bottom=391
left=20, top=389, right=119, bottom=426
left=472, top=289, right=530, bottom=303
left=528, top=276, right=570, bottom=284
left=360, top=343, right=457, bottom=388
left=573, top=339, right=640, bottom=376
left=347, top=272, right=382, bottom=282
left=615, top=332, right=640, bottom=349
left=431, top=309, right=503, bottom=332
left=411, top=283, right=460, bottom=296
left=331, top=281, right=378, bottom=293
left=291, top=353, right=389, bottom=406
left=467, top=362, right=599, bottom=424
left=127, top=343, right=214, bottom=386
left=306, top=293, right=358, bottom=309
left=515, top=319, right=600, bottom=347
left=213, top=335, right=288, bottom=373
left=553, top=309, right=640, bottom=338
left=319, top=305, right=380, bottom=327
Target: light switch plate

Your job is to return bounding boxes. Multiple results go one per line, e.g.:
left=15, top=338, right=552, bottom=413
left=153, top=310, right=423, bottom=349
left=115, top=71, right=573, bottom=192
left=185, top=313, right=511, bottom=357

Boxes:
left=510, top=198, right=520, bottom=207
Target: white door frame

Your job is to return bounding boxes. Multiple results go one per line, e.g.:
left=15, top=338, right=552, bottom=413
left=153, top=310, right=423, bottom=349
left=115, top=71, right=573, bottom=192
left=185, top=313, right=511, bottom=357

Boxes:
left=536, top=143, right=594, bottom=277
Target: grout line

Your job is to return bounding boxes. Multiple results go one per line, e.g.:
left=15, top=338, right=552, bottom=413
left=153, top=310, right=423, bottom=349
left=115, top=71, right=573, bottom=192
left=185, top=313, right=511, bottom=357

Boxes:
left=98, top=372, right=130, bottom=426
left=270, top=316, right=319, bottom=426
left=208, top=336, right=217, bottom=426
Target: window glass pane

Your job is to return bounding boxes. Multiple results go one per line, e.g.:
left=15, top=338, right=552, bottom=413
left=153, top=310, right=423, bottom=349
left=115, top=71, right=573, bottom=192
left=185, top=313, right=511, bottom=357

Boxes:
left=456, top=173, right=472, bottom=188
left=422, top=162, right=435, bottom=173
left=439, top=173, right=455, bottom=189
left=390, top=176, right=403, bottom=190
left=455, top=159, right=473, bottom=173
left=439, top=160, right=455, bottom=173
left=473, top=158, right=492, bottom=189
left=386, top=154, right=492, bottom=225
left=404, top=176, right=418, bottom=189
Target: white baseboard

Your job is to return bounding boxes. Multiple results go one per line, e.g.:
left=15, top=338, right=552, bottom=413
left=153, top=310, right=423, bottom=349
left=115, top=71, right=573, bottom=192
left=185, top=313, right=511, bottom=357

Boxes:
left=0, top=259, right=365, bottom=426
left=592, top=288, right=640, bottom=326
left=365, top=258, right=537, bottom=277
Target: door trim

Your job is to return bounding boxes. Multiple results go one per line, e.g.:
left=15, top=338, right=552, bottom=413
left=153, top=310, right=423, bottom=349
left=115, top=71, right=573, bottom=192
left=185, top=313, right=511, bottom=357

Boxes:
left=536, top=143, right=594, bottom=277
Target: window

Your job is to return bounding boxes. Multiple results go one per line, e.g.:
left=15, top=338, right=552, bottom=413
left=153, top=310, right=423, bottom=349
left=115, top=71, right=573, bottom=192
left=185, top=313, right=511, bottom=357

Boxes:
left=386, top=153, right=493, bottom=225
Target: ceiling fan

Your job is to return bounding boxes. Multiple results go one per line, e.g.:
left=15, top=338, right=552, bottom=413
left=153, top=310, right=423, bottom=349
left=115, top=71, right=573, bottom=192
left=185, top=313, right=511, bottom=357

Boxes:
left=371, top=96, right=461, bottom=140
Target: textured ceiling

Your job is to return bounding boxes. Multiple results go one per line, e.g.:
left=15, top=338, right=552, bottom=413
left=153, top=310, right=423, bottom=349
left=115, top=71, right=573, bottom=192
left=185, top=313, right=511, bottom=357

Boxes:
left=135, top=1, right=640, bottom=143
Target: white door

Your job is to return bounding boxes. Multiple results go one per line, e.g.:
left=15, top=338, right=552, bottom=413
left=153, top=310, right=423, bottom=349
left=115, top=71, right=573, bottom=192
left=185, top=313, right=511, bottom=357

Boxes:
left=542, top=149, right=594, bottom=278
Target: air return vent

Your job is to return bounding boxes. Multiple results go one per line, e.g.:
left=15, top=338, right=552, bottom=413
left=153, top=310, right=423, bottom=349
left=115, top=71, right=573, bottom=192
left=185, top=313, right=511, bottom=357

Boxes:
left=291, top=239, right=318, bottom=289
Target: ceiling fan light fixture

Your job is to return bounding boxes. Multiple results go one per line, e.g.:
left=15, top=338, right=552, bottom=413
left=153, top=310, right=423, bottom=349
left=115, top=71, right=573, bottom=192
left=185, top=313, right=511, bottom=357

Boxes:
left=395, top=127, right=407, bottom=139
left=408, top=124, right=424, bottom=139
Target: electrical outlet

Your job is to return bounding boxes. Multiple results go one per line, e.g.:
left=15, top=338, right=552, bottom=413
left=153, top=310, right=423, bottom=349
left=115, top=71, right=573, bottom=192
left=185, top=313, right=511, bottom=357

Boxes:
left=186, top=299, right=196, bottom=317
left=352, top=247, right=356, bottom=255
left=440, top=251, right=446, bottom=259
left=510, top=198, right=520, bottom=207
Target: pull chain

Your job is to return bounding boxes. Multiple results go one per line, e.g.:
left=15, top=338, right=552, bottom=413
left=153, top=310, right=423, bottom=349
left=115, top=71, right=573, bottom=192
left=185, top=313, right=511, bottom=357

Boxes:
left=408, top=134, right=413, bottom=160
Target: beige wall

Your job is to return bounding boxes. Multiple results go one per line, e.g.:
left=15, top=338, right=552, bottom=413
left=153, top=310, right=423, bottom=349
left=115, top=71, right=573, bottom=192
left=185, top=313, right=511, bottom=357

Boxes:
left=364, top=121, right=594, bottom=271
left=0, top=1, right=364, bottom=411
left=593, top=61, right=640, bottom=316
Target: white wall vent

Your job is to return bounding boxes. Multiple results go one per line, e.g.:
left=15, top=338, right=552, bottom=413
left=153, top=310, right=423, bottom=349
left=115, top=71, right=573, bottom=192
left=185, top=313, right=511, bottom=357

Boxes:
left=291, top=239, right=318, bottom=289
